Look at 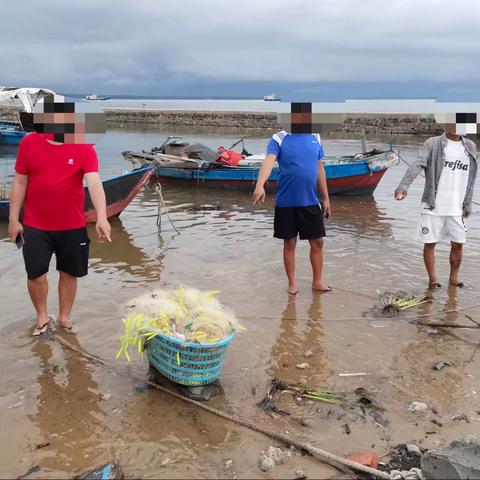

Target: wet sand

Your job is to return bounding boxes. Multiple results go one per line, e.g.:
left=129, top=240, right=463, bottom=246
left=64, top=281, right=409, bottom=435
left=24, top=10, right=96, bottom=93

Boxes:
left=1, top=130, right=480, bottom=479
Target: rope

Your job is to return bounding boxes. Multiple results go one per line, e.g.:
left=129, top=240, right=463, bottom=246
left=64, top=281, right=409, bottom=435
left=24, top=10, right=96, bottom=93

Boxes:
left=154, top=182, right=180, bottom=234
left=239, top=300, right=480, bottom=324
left=51, top=334, right=423, bottom=480
left=390, top=469, right=424, bottom=480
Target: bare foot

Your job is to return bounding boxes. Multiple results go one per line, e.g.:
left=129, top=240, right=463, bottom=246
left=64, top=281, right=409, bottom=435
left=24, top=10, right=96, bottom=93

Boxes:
left=288, top=282, right=298, bottom=295
left=312, top=282, right=332, bottom=292
left=59, top=316, right=73, bottom=329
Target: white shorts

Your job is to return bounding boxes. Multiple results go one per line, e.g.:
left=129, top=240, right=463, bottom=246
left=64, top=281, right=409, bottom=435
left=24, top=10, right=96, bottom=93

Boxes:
left=417, top=214, right=467, bottom=244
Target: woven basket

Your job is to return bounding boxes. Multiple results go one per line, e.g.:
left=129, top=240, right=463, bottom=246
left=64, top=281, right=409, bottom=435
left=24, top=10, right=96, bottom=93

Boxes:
left=146, top=332, right=234, bottom=386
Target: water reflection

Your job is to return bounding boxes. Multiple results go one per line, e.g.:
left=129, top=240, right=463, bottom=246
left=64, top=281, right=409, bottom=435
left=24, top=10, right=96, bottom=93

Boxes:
left=395, top=288, right=465, bottom=411
left=268, top=294, right=327, bottom=382
left=329, top=196, right=393, bottom=240
left=88, top=216, right=163, bottom=281
left=29, top=334, right=103, bottom=470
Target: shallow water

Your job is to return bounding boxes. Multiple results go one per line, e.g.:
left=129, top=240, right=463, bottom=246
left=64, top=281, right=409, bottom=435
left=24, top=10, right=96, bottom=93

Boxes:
left=1, top=129, right=479, bottom=479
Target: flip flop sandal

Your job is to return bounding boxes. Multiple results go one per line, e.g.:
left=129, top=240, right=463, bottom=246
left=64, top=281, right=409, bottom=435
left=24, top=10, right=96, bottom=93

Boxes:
left=428, top=282, right=442, bottom=290
left=32, top=314, right=57, bottom=337
left=288, top=290, right=298, bottom=295
left=449, top=282, right=465, bottom=288
left=32, top=321, right=50, bottom=336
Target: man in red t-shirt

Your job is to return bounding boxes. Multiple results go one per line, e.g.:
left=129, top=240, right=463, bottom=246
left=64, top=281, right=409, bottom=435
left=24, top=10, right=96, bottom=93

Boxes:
left=8, top=100, right=111, bottom=335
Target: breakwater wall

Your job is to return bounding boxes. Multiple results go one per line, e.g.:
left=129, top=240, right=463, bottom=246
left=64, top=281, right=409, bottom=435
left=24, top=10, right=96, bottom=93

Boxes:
left=0, top=106, right=443, bottom=135
left=104, top=109, right=442, bottom=135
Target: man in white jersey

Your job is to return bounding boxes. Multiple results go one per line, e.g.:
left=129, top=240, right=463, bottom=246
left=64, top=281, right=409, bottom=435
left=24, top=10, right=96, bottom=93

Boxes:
left=394, top=123, right=478, bottom=289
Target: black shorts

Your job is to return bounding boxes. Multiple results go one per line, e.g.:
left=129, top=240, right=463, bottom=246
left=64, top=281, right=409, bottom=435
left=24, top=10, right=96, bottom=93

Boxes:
left=274, top=205, right=326, bottom=240
left=22, top=226, right=90, bottom=280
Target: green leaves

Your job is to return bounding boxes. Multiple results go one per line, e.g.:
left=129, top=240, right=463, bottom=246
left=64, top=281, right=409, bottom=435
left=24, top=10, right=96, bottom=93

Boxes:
left=377, top=291, right=431, bottom=316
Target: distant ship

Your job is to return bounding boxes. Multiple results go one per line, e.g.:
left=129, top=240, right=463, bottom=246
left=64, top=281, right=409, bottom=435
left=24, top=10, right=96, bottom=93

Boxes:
left=85, top=94, right=111, bottom=101
left=263, top=93, right=281, bottom=101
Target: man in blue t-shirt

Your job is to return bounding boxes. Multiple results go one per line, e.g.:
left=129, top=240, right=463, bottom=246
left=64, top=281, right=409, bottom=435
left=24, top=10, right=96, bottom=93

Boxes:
left=252, top=122, right=331, bottom=295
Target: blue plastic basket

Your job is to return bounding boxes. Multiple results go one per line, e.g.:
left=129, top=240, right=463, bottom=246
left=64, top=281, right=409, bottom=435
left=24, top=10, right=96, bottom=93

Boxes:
left=146, top=332, right=235, bottom=386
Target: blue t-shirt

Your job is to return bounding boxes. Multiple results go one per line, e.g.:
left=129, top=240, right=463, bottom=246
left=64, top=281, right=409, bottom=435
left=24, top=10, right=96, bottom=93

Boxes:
left=266, top=131, right=325, bottom=207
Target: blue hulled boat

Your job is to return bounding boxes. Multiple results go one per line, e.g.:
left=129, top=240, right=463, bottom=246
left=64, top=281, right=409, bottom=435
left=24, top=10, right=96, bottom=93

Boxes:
left=0, top=87, right=56, bottom=146
left=122, top=138, right=399, bottom=195
left=0, top=120, right=26, bottom=145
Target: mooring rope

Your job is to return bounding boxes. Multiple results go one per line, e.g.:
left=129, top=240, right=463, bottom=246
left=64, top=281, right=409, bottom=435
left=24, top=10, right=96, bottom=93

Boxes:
left=52, top=334, right=423, bottom=480
left=153, top=182, right=181, bottom=234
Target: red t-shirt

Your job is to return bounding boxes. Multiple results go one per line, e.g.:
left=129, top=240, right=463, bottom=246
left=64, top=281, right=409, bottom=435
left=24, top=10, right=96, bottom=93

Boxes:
left=15, top=133, right=99, bottom=231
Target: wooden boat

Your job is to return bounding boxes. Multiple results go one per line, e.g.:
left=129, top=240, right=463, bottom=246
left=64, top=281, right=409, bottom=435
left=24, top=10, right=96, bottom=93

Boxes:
left=0, top=166, right=154, bottom=222
left=123, top=145, right=399, bottom=195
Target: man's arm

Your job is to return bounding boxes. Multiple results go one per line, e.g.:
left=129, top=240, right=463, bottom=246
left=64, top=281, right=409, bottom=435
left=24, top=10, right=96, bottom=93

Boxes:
left=85, top=172, right=111, bottom=241
left=317, top=161, right=331, bottom=218
left=252, top=154, right=277, bottom=204
left=8, top=173, right=28, bottom=242
left=395, top=140, right=430, bottom=200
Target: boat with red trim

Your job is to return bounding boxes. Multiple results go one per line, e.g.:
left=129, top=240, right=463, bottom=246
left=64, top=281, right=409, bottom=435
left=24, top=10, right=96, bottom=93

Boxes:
left=0, top=166, right=154, bottom=222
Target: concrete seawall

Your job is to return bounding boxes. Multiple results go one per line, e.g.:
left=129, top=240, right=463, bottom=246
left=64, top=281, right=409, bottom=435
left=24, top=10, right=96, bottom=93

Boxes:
left=104, top=109, right=442, bottom=135
left=1, top=106, right=443, bottom=135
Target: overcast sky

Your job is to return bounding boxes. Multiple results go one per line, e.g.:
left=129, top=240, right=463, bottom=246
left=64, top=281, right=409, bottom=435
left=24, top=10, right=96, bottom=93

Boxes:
left=2, top=0, right=480, bottom=100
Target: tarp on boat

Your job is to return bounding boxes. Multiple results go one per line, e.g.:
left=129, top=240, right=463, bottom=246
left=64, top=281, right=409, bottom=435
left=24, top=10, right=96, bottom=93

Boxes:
left=183, top=143, right=218, bottom=163
left=216, top=147, right=243, bottom=166
left=0, top=87, right=55, bottom=112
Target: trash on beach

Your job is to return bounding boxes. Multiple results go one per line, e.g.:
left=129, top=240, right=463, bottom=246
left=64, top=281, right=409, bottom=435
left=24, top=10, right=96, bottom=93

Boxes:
left=258, top=379, right=383, bottom=415
left=338, top=372, right=367, bottom=377
left=433, top=361, right=450, bottom=371
left=17, top=465, right=41, bottom=479
left=376, top=291, right=432, bottom=317
left=296, top=362, right=310, bottom=370
left=257, top=396, right=291, bottom=417
left=35, top=442, right=50, bottom=450
left=408, top=401, right=428, bottom=413
left=382, top=444, right=423, bottom=473
left=346, top=452, right=379, bottom=468
left=116, top=287, right=245, bottom=361
left=76, top=462, right=124, bottom=480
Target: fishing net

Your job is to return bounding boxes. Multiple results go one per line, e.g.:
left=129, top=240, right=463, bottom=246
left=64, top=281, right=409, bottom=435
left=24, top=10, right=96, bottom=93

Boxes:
left=117, top=287, right=244, bottom=361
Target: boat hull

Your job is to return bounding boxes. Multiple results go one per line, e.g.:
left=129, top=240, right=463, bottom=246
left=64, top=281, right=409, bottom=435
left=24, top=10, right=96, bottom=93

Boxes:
left=151, top=151, right=398, bottom=195
left=0, top=129, right=26, bottom=145
left=153, top=169, right=386, bottom=195
left=0, top=167, right=154, bottom=222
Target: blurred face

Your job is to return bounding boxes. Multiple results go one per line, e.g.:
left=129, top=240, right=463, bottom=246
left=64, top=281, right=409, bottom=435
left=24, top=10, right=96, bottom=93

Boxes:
left=32, top=101, right=105, bottom=144
left=435, top=113, right=479, bottom=137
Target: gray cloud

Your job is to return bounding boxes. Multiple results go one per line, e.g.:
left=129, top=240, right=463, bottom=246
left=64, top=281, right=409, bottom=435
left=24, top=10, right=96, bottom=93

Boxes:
left=1, top=0, right=480, bottom=95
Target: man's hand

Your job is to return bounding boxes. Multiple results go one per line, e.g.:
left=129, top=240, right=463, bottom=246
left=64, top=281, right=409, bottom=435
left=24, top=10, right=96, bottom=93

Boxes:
left=394, top=189, right=407, bottom=200
left=96, top=218, right=112, bottom=242
left=322, top=198, right=331, bottom=219
left=463, top=208, right=470, bottom=219
left=252, top=186, right=266, bottom=205
left=8, top=220, right=23, bottom=243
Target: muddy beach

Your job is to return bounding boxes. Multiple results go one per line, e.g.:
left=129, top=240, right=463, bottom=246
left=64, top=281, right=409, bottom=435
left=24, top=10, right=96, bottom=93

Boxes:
left=1, top=128, right=480, bottom=479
